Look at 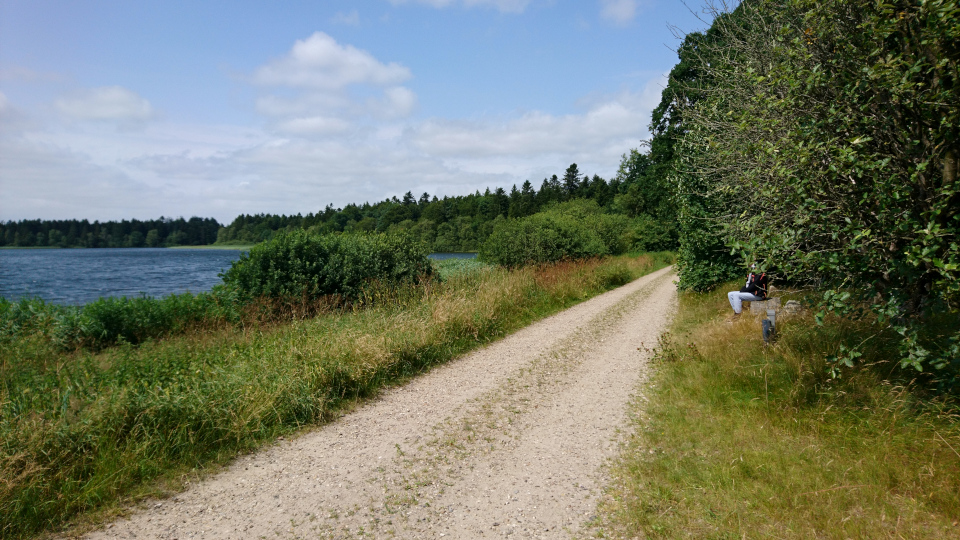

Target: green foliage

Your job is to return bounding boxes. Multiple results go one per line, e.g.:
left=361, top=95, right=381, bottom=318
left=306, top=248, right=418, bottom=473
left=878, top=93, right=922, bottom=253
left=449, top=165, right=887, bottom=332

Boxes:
left=213, top=160, right=680, bottom=254
left=1, top=292, right=241, bottom=351
left=649, top=22, right=740, bottom=291
left=600, top=286, right=960, bottom=538
left=0, top=298, right=57, bottom=342
left=0, top=255, right=669, bottom=539
left=478, top=200, right=632, bottom=267
left=220, top=230, right=434, bottom=302
left=665, top=0, right=960, bottom=375
left=431, top=258, right=493, bottom=281
left=1, top=230, right=435, bottom=351
left=0, top=217, right=220, bottom=248
left=57, top=293, right=240, bottom=349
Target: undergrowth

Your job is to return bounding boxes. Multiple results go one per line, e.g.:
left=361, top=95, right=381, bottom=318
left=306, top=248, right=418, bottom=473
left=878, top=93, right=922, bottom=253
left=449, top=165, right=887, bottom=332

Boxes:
left=599, top=284, right=960, bottom=539
left=0, top=254, right=671, bottom=540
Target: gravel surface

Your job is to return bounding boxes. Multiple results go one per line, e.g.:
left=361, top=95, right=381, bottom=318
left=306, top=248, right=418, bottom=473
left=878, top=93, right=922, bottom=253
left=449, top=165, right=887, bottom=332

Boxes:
left=82, top=266, right=676, bottom=540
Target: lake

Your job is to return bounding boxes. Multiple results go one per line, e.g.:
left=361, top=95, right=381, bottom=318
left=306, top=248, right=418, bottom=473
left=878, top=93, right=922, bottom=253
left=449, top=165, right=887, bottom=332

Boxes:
left=0, top=248, right=477, bottom=305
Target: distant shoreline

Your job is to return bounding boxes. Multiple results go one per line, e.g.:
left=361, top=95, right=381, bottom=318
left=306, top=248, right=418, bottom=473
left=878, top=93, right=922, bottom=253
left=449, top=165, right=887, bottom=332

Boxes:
left=0, top=244, right=254, bottom=250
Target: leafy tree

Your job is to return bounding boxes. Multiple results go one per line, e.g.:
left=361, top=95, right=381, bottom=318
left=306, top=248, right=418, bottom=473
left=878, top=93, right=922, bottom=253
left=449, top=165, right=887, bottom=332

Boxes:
left=146, top=229, right=161, bottom=247
left=674, top=0, right=960, bottom=376
left=654, top=12, right=743, bottom=291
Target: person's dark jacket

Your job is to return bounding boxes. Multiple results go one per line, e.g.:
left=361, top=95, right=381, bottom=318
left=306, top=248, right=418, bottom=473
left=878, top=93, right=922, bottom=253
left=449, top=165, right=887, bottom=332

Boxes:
left=740, top=272, right=769, bottom=299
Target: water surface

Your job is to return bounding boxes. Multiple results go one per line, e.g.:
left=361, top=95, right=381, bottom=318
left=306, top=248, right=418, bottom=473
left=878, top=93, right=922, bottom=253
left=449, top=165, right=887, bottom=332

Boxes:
left=0, top=248, right=244, bottom=305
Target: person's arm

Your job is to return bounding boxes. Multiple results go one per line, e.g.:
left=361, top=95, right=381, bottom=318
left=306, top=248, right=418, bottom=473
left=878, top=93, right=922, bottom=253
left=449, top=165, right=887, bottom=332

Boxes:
left=741, top=273, right=758, bottom=294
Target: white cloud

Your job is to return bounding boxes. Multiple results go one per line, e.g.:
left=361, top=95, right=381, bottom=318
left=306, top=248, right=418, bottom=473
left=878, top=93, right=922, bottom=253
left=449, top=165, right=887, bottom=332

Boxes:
left=374, top=86, right=418, bottom=119
left=274, top=116, right=353, bottom=136
left=55, top=86, right=155, bottom=123
left=0, top=92, right=10, bottom=114
left=113, top=134, right=502, bottom=219
left=387, top=0, right=532, bottom=14
left=252, top=32, right=417, bottom=136
left=2, top=66, right=668, bottom=222
left=600, top=0, right=639, bottom=25
left=332, top=9, right=361, bottom=25
left=0, top=136, right=164, bottom=220
left=255, top=93, right=352, bottom=118
left=408, top=81, right=664, bottom=161
left=253, top=32, right=410, bottom=90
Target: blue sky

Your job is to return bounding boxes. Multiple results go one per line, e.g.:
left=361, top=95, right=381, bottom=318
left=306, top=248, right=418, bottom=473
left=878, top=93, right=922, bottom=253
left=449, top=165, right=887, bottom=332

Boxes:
left=0, top=0, right=710, bottom=223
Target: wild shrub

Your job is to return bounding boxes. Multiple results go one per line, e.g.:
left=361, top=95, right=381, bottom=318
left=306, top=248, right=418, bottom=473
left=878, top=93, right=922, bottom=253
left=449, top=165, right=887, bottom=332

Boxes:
left=53, top=292, right=238, bottom=349
left=220, top=230, right=434, bottom=302
left=479, top=200, right=631, bottom=267
left=432, top=258, right=492, bottom=281
left=0, top=298, right=61, bottom=343
left=664, top=0, right=960, bottom=373
left=1, top=290, right=240, bottom=351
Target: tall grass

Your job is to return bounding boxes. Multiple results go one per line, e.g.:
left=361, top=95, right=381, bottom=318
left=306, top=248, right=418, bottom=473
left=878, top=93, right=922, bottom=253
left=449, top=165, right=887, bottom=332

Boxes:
left=600, top=284, right=960, bottom=538
left=0, top=254, right=670, bottom=539
left=0, top=291, right=241, bottom=353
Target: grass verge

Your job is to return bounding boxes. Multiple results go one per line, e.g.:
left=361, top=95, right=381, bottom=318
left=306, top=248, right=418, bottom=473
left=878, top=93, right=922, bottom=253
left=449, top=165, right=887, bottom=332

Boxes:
left=598, top=285, right=960, bottom=538
left=1, top=253, right=672, bottom=539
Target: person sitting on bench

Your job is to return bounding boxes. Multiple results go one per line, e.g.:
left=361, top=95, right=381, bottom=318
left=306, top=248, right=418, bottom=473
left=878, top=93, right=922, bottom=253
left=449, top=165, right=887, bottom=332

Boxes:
left=727, top=264, right=769, bottom=321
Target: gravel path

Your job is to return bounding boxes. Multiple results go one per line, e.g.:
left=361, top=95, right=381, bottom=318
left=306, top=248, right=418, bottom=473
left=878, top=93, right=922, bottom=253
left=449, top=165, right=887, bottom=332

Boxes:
left=84, top=266, right=677, bottom=540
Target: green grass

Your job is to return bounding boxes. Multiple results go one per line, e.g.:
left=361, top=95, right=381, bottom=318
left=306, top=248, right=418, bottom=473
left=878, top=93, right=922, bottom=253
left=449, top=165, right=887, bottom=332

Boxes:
left=599, top=285, right=960, bottom=539
left=170, top=244, right=255, bottom=250
left=0, top=254, right=672, bottom=539
left=1, top=291, right=242, bottom=352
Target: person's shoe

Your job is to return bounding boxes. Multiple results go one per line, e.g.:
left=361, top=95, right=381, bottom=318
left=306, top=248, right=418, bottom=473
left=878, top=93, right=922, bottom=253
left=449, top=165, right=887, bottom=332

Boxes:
left=726, top=312, right=741, bottom=323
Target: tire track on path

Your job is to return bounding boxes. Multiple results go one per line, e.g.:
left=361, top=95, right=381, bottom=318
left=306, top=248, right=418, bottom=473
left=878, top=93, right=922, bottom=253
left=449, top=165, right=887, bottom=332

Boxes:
left=82, top=266, right=677, bottom=540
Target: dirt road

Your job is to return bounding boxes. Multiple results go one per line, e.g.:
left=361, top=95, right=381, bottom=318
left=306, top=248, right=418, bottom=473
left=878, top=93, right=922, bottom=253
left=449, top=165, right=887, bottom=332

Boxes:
left=85, top=266, right=677, bottom=540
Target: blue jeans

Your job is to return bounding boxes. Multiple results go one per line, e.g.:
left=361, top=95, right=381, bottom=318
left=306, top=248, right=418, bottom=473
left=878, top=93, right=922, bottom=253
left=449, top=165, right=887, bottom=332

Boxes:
left=728, top=291, right=764, bottom=314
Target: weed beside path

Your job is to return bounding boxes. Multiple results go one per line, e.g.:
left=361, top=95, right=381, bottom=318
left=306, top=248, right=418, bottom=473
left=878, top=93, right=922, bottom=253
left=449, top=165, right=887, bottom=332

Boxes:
left=0, top=253, right=671, bottom=540
left=598, top=286, right=960, bottom=538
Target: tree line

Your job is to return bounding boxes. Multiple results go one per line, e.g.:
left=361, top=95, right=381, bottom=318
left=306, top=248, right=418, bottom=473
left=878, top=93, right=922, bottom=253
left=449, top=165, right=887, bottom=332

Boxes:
left=0, top=217, right=221, bottom=248
left=1, top=158, right=678, bottom=254
left=215, top=161, right=677, bottom=253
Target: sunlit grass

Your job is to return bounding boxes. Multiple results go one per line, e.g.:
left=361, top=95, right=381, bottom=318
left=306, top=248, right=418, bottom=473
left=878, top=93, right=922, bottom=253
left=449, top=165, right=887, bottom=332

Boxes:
left=600, top=285, right=960, bottom=539
left=0, top=254, right=672, bottom=539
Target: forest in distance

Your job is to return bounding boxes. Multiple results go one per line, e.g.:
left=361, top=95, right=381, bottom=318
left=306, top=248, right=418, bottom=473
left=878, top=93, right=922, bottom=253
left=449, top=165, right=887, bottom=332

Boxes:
left=0, top=216, right=220, bottom=249
left=0, top=158, right=677, bottom=253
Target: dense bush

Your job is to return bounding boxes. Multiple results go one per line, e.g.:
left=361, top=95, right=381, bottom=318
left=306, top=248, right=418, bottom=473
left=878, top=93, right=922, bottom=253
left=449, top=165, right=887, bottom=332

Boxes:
left=478, top=200, right=632, bottom=267
left=220, top=230, right=434, bottom=302
left=665, top=0, right=960, bottom=375
left=0, top=298, right=60, bottom=343
left=1, top=292, right=240, bottom=350
left=56, top=292, right=240, bottom=349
